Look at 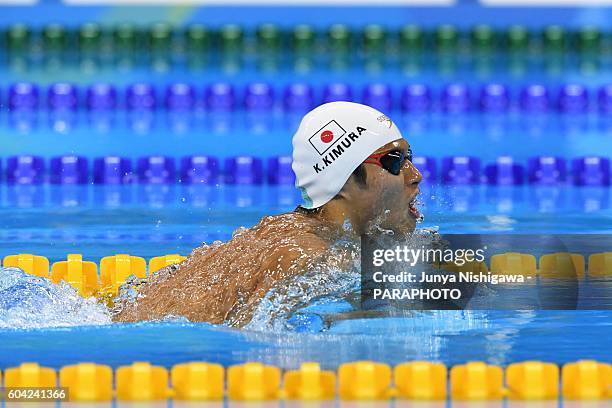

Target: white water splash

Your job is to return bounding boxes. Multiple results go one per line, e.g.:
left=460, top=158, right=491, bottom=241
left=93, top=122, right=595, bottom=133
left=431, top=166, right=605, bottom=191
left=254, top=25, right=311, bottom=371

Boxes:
left=246, top=263, right=361, bottom=332
left=0, top=267, right=111, bottom=329
left=246, top=228, right=445, bottom=332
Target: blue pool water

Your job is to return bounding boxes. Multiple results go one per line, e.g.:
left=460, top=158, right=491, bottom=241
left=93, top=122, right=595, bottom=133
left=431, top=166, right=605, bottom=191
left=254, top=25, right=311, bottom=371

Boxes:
left=1, top=184, right=611, bottom=261
left=1, top=308, right=610, bottom=370
left=1, top=184, right=611, bottom=369
left=0, top=3, right=611, bottom=371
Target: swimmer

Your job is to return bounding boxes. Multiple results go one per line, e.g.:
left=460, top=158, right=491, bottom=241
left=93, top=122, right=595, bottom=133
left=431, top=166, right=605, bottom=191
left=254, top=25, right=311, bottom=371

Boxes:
left=112, top=101, right=422, bottom=326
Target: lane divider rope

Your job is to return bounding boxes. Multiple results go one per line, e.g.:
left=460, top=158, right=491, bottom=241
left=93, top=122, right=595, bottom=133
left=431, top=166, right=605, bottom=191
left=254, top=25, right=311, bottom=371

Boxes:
left=0, top=360, right=610, bottom=401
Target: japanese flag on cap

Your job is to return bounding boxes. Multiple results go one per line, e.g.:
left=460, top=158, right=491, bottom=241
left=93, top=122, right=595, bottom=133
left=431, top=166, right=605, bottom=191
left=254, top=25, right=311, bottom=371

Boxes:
left=292, top=101, right=403, bottom=209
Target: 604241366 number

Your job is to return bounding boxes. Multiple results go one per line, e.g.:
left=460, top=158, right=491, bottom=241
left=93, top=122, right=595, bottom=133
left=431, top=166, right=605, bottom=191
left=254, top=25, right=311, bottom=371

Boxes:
left=1, top=387, right=69, bottom=402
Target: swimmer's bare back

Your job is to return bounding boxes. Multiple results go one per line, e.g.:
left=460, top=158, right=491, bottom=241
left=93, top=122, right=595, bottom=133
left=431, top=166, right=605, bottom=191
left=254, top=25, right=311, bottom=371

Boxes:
left=112, top=211, right=343, bottom=326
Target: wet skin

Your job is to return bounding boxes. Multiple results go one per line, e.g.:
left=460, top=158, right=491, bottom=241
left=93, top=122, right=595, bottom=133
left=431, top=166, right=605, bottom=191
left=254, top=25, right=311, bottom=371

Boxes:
left=355, top=138, right=422, bottom=235
left=112, top=138, right=422, bottom=326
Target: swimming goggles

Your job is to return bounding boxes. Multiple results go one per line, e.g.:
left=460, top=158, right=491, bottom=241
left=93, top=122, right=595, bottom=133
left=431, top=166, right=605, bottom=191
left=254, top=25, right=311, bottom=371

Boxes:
left=363, top=148, right=413, bottom=176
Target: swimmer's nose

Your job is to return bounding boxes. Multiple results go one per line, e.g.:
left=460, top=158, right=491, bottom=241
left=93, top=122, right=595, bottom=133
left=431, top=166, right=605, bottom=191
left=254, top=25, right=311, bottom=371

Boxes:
left=404, top=161, right=422, bottom=186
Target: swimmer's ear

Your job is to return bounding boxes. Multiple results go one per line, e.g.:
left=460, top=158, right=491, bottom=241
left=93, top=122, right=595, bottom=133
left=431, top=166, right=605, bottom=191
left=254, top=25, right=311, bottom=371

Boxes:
left=333, top=164, right=367, bottom=202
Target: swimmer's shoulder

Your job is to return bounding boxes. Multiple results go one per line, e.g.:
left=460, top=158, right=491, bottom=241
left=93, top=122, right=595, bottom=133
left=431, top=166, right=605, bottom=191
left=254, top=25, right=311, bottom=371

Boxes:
left=250, top=211, right=334, bottom=266
left=253, top=209, right=334, bottom=237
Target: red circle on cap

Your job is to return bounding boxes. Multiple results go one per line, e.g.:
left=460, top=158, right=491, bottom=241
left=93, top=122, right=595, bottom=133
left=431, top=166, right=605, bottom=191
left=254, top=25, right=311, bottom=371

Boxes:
left=320, top=130, right=334, bottom=143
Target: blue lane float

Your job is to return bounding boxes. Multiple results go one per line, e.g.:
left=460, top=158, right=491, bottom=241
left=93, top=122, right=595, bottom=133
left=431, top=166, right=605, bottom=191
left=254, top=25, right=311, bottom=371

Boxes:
left=1, top=155, right=611, bottom=186
left=4, top=82, right=612, bottom=113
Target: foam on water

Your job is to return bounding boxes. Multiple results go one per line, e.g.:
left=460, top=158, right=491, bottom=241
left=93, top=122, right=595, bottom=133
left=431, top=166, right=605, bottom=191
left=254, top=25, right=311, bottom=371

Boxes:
left=0, top=267, right=111, bottom=329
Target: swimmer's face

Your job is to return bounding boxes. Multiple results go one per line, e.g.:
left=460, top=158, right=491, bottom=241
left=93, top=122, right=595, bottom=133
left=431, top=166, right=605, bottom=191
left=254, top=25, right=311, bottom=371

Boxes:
left=359, top=139, right=422, bottom=234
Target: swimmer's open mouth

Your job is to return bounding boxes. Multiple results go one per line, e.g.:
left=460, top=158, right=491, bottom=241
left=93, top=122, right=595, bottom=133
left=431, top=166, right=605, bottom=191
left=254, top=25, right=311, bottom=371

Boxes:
left=409, top=196, right=422, bottom=220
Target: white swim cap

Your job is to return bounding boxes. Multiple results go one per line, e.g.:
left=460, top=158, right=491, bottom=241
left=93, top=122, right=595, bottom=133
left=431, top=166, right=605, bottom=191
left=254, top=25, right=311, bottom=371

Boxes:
left=292, top=101, right=403, bottom=209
